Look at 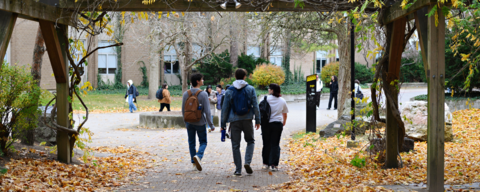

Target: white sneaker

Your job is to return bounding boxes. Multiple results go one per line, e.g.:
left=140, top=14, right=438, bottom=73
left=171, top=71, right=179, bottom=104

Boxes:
left=193, top=156, right=202, bottom=171
left=192, top=163, right=197, bottom=170
left=270, top=166, right=278, bottom=172
left=262, top=164, right=269, bottom=170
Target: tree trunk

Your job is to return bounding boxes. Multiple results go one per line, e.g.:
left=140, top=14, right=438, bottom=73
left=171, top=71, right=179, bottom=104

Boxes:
left=283, top=29, right=292, bottom=84
left=181, top=32, right=193, bottom=93
left=32, top=26, right=45, bottom=87
left=148, top=32, right=160, bottom=99
left=337, top=36, right=351, bottom=119
left=23, top=26, right=45, bottom=146
left=230, top=13, right=239, bottom=67
left=242, top=13, right=248, bottom=55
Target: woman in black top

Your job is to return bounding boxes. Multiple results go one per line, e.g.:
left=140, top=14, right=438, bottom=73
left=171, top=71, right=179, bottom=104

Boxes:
left=327, top=75, right=338, bottom=110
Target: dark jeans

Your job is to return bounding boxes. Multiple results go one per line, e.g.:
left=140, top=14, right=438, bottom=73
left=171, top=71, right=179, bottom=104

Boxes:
left=186, top=123, right=207, bottom=163
left=160, top=103, right=171, bottom=111
left=261, top=122, right=283, bottom=166
left=315, top=91, right=321, bottom=107
left=230, top=120, right=255, bottom=173
left=328, top=92, right=338, bottom=109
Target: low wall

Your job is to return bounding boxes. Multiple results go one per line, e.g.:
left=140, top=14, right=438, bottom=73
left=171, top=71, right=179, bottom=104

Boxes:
left=139, top=112, right=219, bottom=128
left=445, top=99, right=480, bottom=112
left=410, top=97, right=480, bottom=112
left=366, top=82, right=428, bottom=89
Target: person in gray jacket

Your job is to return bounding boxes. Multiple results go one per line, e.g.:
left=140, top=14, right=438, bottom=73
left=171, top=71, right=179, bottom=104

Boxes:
left=182, top=73, right=215, bottom=172
left=221, top=68, right=261, bottom=176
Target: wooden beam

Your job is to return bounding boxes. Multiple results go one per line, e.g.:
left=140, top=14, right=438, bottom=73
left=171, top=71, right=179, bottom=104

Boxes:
left=0, top=0, right=71, bottom=25
left=385, top=17, right=406, bottom=169
left=61, top=0, right=369, bottom=12
left=415, top=7, right=429, bottom=76
left=427, top=4, right=445, bottom=191
left=55, top=23, right=71, bottom=164
left=382, top=0, right=436, bottom=25
left=40, top=20, right=71, bottom=164
left=0, top=10, right=17, bottom=66
left=39, top=20, right=67, bottom=83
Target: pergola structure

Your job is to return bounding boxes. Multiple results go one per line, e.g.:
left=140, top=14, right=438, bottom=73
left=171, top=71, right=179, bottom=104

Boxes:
left=0, top=0, right=446, bottom=191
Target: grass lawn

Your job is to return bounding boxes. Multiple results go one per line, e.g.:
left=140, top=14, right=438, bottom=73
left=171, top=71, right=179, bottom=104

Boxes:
left=40, top=92, right=183, bottom=113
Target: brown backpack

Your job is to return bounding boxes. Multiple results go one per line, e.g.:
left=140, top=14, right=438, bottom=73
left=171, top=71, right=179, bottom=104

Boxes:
left=184, top=90, right=203, bottom=123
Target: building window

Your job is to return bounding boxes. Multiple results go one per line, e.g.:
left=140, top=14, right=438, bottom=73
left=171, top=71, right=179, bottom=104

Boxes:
left=98, top=41, right=117, bottom=74
left=335, top=49, right=339, bottom=62
left=316, top=50, right=328, bottom=74
left=3, top=43, right=10, bottom=65
left=247, top=46, right=260, bottom=58
left=269, top=46, right=282, bottom=66
left=164, top=46, right=179, bottom=74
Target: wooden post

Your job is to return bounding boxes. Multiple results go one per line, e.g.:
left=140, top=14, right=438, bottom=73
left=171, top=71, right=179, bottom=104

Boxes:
left=414, top=7, right=429, bottom=75
left=39, top=20, right=70, bottom=164
left=0, top=11, right=17, bottom=66
left=385, top=17, right=406, bottom=169
left=426, top=5, right=445, bottom=191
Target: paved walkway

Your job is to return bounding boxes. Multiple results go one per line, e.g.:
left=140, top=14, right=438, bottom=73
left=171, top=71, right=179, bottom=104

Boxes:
left=73, top=88, right=434, bottom=191
left=75, top=98, right=338, bottom=192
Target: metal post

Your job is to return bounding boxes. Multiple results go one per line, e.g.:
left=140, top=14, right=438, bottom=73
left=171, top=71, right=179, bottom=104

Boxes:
left=350, top=18, right=355, bottom=140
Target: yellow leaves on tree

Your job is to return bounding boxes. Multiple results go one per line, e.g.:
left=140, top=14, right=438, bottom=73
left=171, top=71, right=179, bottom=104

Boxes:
left=251, top=64, right=285, bottom=88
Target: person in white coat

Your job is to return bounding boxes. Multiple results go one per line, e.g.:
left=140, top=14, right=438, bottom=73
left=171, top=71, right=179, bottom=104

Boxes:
left=315, top=75, right=324, bottom=110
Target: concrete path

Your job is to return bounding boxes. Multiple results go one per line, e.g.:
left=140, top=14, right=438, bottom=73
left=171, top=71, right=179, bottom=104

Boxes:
left=73, top=88, right=429, bottom=191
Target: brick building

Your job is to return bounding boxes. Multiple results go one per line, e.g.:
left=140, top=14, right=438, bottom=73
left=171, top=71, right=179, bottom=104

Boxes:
left=3, top=17, right=376, bottom=90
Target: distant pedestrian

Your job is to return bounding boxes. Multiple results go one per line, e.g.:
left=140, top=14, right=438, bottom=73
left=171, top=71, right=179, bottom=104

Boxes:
left=125, top=80, right=138, bottom=113
left=315, top=75, right=324, bottom=110
left=182, top=73, right=215, bottom=171
left=327, top=75, right=338, bottom=110
left=215, top=85, right=224, bottom=127
left=261, top=83, right=288, bottom=172
left=221, top=68, right=261, bottom=176
left=205, top=85, right=217, bottom=132
left=354, top=80, right=364, bottom=100
left=158, top=83, right=171, bottom=112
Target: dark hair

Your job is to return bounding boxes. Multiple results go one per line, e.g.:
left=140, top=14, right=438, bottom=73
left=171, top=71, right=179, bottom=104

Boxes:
left=269, top=83, right=281, bottom=97
left=332, top=75, right=338, bottom=82
left=235, top=68, right=247, bottom=80
left=162, top=83, right=168, bottom=89
left=225, top=84, right=231, bottom=90
left=216, top=85, right=222, bottom=89
left=190, top=73, right=203, bottom=87
left=355, top=79, right=360, bottom=84
left=206, top=85, right=213, bottom=95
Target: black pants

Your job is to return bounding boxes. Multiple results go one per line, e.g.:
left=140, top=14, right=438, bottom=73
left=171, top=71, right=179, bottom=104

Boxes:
left=315, top=91, right=321, bottom=107
left=328, top=92, right=338, bottom=109
left=160, top=103, right=171, bottom=111
left=261, top=122, right=283, bottom=166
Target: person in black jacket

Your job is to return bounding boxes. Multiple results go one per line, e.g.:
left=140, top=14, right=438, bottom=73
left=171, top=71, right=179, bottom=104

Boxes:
left=125, top=80, right=138, bottom=113
left=327, top=75, right=338, bottom=110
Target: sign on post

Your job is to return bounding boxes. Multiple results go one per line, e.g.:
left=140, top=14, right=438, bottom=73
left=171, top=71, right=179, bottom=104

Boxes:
left=306, top=74, right=316, bottom=133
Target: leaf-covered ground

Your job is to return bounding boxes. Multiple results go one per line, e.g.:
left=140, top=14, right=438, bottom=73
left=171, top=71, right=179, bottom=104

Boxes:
left=0, top=146, right=153, bottom=191
left=276, top=108, right=480, bottom=191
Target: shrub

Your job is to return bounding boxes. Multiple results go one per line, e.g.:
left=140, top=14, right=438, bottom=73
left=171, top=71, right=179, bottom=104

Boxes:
left=238, top=54, right=271, bottom=75
left=252, top=64, right=285, bottom=89
left=0, top=62, right=41, bottom=155
left=219, top=74, right=255, bottom=87
left=198, top=50, right=233, bottom=85
left=320, top=62, right=339, bottom=84
left=399, top=55, right=426, bottom=83
left=355, top=63, right=374, bottom=83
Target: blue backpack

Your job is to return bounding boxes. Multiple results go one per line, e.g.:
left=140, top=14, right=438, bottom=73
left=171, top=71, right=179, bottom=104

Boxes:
left=228, top=86, right=251, bottom=116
